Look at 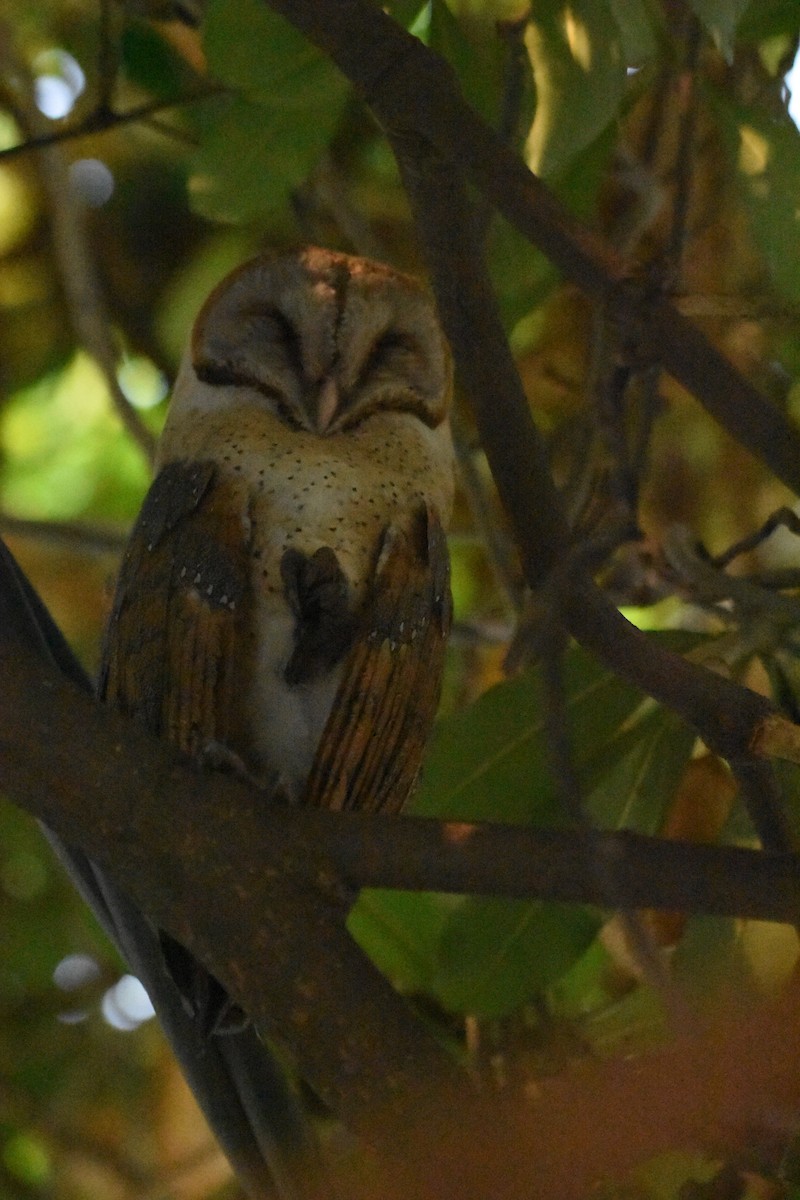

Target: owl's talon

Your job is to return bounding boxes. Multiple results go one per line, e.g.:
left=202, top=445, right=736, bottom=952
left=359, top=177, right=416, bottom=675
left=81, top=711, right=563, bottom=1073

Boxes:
left=200, top=741, right=264, bottom=790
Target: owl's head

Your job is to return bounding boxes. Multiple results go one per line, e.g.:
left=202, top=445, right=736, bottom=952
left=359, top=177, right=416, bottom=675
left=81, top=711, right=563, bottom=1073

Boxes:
left=175, top=248, right=451, bottom=436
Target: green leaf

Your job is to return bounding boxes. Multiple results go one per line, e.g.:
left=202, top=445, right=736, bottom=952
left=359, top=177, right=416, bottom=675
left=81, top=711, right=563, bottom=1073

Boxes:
left=0, top=354, right=151, bottom=523
left=411, top=642, right=668, bottom=826
left=347, top=890, right=459, bottom=994
left=709, top=87, right=800, bottom=305
left=121, top=22, right=196, bottom=97
left=190, top=96, right=303, bottom=223
left=203, top=0, right=341, bottom=100
left=385, top=0, right=431, bottom=27
left=628, top=1150, right=722, bottom=1199
left=489, top=216, right=559, bottom=331
left=432, top=898, right=601, bottom=1016
left=351, top=635, right=704, bottom=1012
left=672, top=914, right=756, bottom=1008
left=687, top=0, right=750, bottom=61
left=609, top=0, right=662, bottom=68
left=193, top=0, right=349, bottom=222
left=549, top=936, right=620, bottom=1020
left=429, top=0, right=510, bottom=126
left=585, top=709, right=696, bottom=832
left=739, top=0, right=800, bottom=40
left=445, top=0, right=537, bottom=19
left=525, top=0, right=626, bottom=179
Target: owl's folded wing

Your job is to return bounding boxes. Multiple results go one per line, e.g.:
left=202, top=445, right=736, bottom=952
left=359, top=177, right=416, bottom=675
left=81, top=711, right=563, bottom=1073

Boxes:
left=98, top=459, right=250, bottom=757
left=303, top=503, right=452, bottom=814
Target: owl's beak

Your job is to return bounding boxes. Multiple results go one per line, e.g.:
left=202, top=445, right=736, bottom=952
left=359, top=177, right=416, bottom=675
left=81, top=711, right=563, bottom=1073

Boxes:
left=316, top=377, right=340, bottom=433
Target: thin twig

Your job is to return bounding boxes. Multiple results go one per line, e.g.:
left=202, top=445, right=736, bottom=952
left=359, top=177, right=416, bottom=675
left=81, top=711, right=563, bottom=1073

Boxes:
left=711, top=507, right=800, bottom=570
left=0, top=88, right=225, bottom=163
left=745, top=567, right=800, bottom=591
left=663, top=525, right=800, bottom=632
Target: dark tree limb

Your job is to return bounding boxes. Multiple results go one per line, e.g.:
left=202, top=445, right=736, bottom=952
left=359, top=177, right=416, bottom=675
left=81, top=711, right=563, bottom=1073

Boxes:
left=0, top=637, right=464, bottom=1136
left=3, top=637, right=800, bottom=922
left=261, top=0, right=800, bottom=497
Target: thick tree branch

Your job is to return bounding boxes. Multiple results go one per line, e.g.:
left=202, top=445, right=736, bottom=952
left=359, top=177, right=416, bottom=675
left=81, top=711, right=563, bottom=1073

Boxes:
left=0, top=637, right=465, bottom=1137
left=4, top=643, right=800, bottom=918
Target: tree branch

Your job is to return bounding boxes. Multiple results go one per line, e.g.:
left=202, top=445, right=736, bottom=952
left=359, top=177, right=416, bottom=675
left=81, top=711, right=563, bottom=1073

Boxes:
left=0, top=513, right=128, bottom=556
left=261, top=0, right=800, bottom=497
left=0, top=638, right=465, bottom=1136
left=0, top=89, right=224, bottom=163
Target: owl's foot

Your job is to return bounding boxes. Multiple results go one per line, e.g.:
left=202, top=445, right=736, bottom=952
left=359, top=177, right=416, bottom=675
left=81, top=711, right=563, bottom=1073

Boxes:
left=280, top=545, right=357, bottom=684
left=199, top=739, right=264, bottom=787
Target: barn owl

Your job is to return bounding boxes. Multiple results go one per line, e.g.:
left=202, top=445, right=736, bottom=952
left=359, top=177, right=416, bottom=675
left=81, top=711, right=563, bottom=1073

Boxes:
left=94, top=248, right=454, bottom=1195
left=99, top=247, right=455, bottom=812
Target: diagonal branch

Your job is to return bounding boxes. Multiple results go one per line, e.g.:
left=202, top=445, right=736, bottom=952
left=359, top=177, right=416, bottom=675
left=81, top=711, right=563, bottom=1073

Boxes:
left=0, top=639, right=464, bottom=1142
left=261, top=0, right=800, bottom=497
left=0, top=89, right=225, bottom=163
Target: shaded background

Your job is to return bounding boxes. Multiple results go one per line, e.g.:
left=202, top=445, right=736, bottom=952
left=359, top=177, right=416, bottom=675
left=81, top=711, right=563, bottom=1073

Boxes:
left=4, top=1, right=800, bottom=1195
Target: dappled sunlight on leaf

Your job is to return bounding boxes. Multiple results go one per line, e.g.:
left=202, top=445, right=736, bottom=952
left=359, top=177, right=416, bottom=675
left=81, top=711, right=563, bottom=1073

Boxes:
left=0, top=352, right=151, bottom=521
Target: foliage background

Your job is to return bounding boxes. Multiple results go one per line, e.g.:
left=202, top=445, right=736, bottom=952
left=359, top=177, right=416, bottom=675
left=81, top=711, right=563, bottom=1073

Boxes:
left=3, top=0, right=800, bottom=1196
